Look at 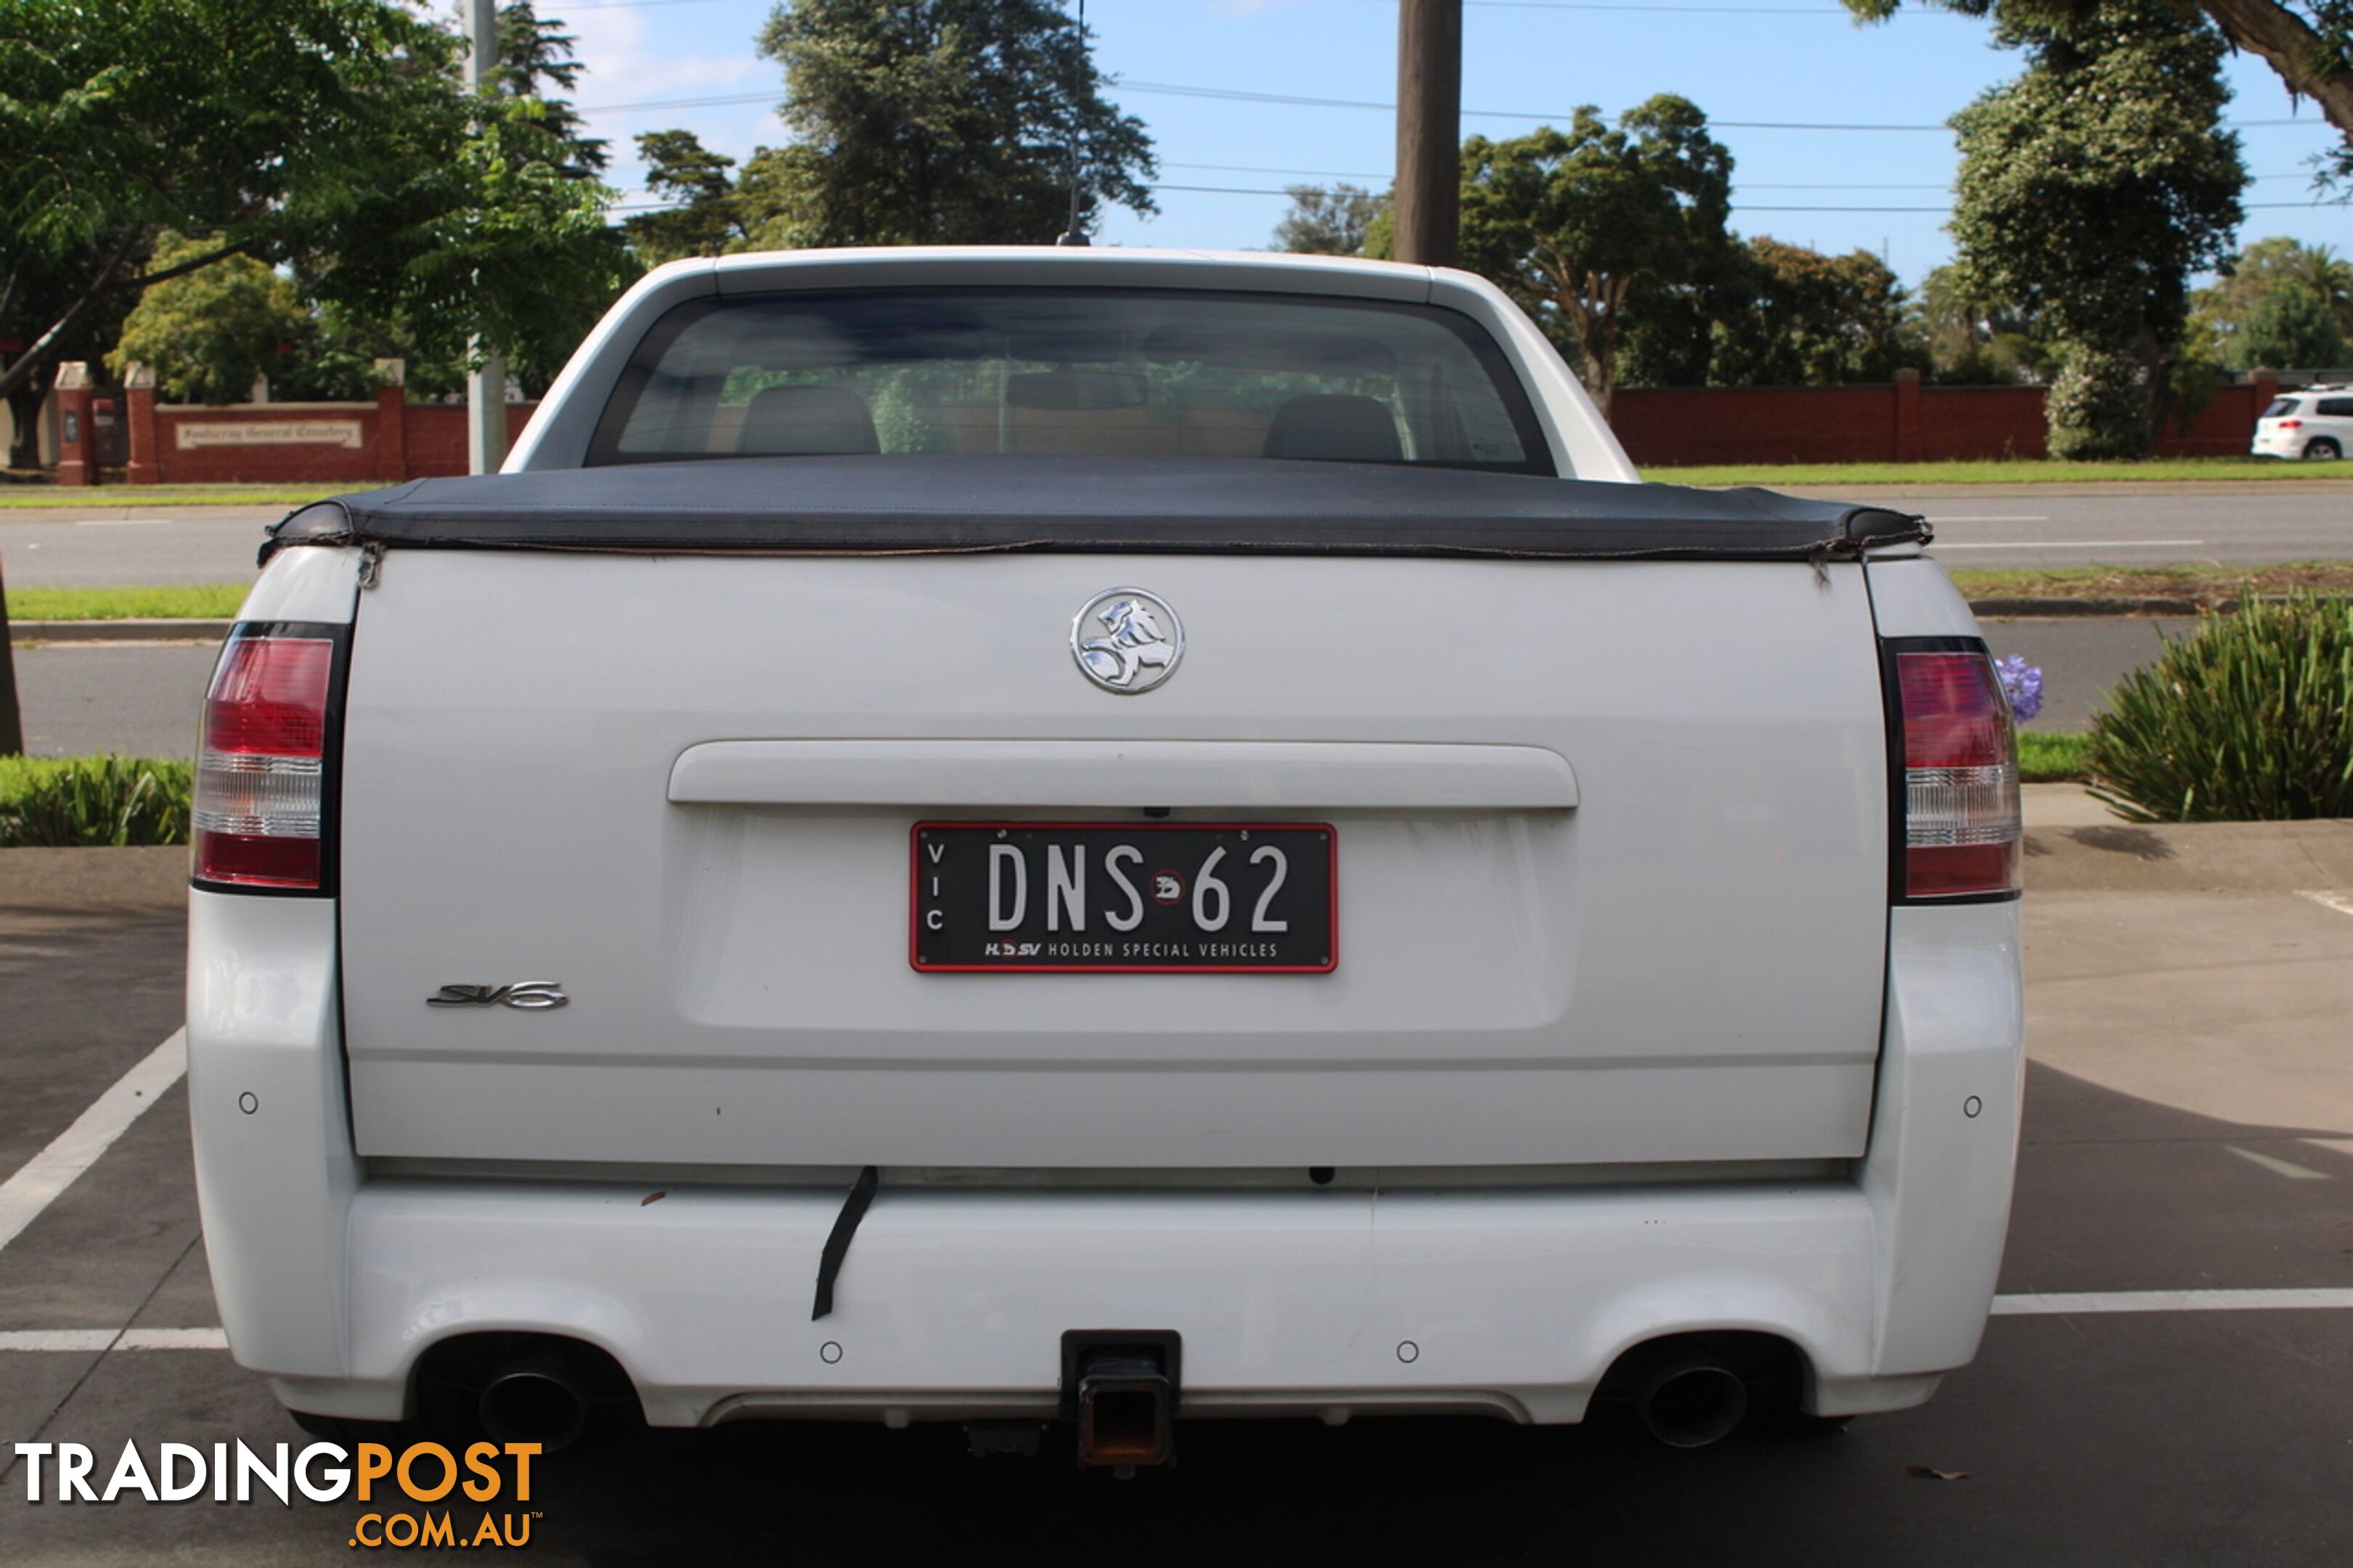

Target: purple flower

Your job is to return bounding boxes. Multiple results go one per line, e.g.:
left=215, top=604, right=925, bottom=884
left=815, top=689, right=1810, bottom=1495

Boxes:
left=1995, top=653, right=2043, bottom=722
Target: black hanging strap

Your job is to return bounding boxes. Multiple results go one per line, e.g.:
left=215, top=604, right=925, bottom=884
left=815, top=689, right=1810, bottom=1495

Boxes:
left=810, top=1164, right=880, bottom=1321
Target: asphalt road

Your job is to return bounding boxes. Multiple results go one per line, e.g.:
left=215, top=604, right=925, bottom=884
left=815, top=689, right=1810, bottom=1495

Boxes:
left=0, top=613, right=2182, bottom=758
left=1787, top=481, right=2353, bottom=569
left=0, top=507, right=279, bottom=589
left=1980, top=616, right=2196, bottom=733
left=0, top=481, right=2342, bottom=759
left=1, top=821, right=2349, bottom=1565
left=1, top=483, right=2352, bottom=587
left=9, top=643, right=219, bottom=757
left=0, top=618, right=2187, bottom=757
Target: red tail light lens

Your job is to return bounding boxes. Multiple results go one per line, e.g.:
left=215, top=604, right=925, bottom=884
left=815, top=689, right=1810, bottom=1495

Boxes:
left=2279, top=419, right=2304, bottom=429
left=1893, top=648, right=2020, bottom=899
left=195, top=632, right=336, bottom=889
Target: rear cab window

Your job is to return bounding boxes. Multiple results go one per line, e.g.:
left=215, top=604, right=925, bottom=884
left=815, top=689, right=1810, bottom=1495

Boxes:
left=587, top=287, right=1553, bottom=474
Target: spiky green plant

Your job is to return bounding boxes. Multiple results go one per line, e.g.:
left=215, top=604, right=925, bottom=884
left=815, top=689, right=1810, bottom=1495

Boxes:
left=2087, top=593, right=2353, bottom=822
left=0, top=757, right=194, bottom=846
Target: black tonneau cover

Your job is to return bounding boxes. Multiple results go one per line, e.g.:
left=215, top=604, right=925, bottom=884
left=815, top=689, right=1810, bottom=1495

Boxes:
left=266, top=454, right=1928, bottom=563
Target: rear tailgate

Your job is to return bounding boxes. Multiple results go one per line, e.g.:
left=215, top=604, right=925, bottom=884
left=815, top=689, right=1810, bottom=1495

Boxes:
left=336, top=548, right=1891, bottom=1168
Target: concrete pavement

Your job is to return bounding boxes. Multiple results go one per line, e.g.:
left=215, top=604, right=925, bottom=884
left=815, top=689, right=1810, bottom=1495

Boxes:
left=1, top=811, right=2350, bottom=1564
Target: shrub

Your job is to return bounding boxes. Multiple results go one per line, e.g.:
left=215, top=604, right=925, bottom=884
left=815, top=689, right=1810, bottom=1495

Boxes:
left=2044, top=343, right=2151, bottom=461
left=0, top=756, right=194, bottom=847
left=2087, top=593, right=2353, bottom=822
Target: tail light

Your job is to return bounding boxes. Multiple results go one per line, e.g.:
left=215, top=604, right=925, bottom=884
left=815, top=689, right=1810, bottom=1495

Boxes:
left=1885, top=641, right=2020, bottom=901
left=2278, top=419, right=2303, bottom=429
left=195, top=625, right=346, bottom=892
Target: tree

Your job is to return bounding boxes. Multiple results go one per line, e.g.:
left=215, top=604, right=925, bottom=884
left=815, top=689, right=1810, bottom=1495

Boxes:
left=1946, top=3, right=2245, bottom=457
left=497, top=1, right=609, bottom=177
left=0, top=0, right=626, bottom=409
left=2193, top=237, right=2353, bottom=367
left=1912, top=264, right=2052, bottom=383
left=1845, top=2, right=2353, bottom=183
left=2241, top=279, right=2349, bottom=364
left=1706, top=237, right=1925, bottom=385
left=107, top=236, right=311, bottom=404
left=1453, top=96, right=1733, bottom=414
left=2, top=240, right=144, bottom=470
left=622, top=131, right=756, bottom=266
left=743, top=0, right=1157, bottom=248
left=1271, top=184, right=1387, bottom=256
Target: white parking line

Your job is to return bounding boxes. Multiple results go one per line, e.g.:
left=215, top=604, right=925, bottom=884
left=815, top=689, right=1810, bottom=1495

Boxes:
left=1934, top=539, right=2206, bottom=550
left=2298, top=890, right=2353, bottom=919
left=1921, top=515, right=2052, bottom=523
left=1991, top=1289, right=2353, bottom=1315
left=0, top=1031, right=186, bottom=1253
left=2225, top=1146, right=2330, bottom=1181
left=0, top=1328, right=228, bottom=1353
left=70, top=518, right=173, bottom=526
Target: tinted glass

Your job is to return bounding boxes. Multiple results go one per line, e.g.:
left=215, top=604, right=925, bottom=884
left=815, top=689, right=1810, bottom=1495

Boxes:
left=2316, top=398, right=2353, bottom=417
left=589, top=288, right=1551, bottom=473
left=2262, top=399, right=2303, bottom=418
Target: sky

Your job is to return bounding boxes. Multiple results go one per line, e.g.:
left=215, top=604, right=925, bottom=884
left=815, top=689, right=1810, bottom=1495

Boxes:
left=550, top=0, right=2353, bottom=287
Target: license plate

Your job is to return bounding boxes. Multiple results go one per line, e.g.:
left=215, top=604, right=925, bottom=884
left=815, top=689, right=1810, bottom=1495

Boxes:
left=911, top=822, right=1336, bottom=973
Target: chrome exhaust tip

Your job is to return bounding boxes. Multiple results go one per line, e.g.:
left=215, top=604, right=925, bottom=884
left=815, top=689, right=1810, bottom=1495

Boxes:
left=1634, top=1355, right=1749, bottom=1450
left=478, top=1360, right=590, bottom=1453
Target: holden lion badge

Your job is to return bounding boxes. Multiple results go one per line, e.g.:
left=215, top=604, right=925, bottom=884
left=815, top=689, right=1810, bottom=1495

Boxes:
left=1072, top=587, right=1183, bottom=695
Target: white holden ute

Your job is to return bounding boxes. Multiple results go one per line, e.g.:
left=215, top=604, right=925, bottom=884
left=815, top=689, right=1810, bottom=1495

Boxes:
left=187, top=248, right=2024, bottom=1464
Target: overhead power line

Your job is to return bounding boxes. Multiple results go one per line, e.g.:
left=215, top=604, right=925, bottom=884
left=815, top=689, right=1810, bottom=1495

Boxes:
left=1461, top=1, right=1857, bottom=10
left=576, top=75, right=2343, bottom=136
left=553, top=0, right=1869, bottom=12
left=581, top=91, right=775, bottom=114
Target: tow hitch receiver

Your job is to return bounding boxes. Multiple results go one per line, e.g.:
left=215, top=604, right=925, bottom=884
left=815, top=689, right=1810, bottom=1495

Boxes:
left=1062, top=1330, right=1181, bottom=1470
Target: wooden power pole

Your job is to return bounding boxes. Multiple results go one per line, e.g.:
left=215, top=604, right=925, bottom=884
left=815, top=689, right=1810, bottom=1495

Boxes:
left=1393, top=0, right=1462, bottom=268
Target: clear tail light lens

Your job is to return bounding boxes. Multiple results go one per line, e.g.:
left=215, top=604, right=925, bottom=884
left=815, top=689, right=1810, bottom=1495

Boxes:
left=195, top=632, right=337, bottom=889
left=1892, top=646, right=2020, bottom=899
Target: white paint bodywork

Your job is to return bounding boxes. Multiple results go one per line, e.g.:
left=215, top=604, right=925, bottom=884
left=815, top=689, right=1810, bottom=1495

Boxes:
left=188, top=250, right=2023, bottom=1429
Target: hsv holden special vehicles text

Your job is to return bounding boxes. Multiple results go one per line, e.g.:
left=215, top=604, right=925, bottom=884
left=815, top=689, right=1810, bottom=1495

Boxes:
left=187, top=248, right=2023, bottom=1465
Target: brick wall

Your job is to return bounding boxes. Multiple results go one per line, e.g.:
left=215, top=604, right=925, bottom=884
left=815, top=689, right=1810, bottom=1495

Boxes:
left=50, top=367, right=539, bottom=486
left=1613, top=373, right=2275, bottom=467
left=53, top=360, right=2277, bottom=482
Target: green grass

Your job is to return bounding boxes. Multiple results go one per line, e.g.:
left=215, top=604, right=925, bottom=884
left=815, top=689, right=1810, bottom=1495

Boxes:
left=0, top=484, right=333, bottom=509
left=6, top=584, right=246, bottom=621
left=1947, top=561, right=2353, bottom=605
left=0, top=756, right=192, bottom=846
left=2018, top=730, right=2093, bottom=783
left=1646, top=457, right=2345, bottom=488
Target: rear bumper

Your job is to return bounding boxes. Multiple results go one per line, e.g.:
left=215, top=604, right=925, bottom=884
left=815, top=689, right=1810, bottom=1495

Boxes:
left=188, top=893, right=2023, bottom=1428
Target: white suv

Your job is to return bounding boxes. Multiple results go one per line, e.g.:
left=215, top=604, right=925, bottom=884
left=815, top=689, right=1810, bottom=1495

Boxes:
left=2252, top=388, right=2353, bottom=460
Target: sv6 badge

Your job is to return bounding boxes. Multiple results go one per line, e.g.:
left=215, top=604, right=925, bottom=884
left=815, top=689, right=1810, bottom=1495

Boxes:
left=428, top=982, right=569, bottom=1010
